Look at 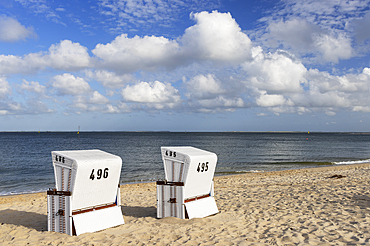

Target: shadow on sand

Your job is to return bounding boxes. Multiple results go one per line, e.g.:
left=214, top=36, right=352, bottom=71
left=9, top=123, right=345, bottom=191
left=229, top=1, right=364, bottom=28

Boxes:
left=352, top=194, right=370, bottom=209
left=0, top=206, right=158, bottom=232
left=121, top=205, right=157, bottom=219
left=0, top=209, right=47, bottom=231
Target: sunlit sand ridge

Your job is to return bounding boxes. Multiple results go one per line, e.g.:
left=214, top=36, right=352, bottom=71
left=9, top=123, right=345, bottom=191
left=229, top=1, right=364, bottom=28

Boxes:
left=1, top=163, right=370, bottom=245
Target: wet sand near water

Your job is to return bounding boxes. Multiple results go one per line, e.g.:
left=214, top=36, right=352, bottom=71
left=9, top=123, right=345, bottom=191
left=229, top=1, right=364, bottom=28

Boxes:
left=1, top=163, right=370, bottom=245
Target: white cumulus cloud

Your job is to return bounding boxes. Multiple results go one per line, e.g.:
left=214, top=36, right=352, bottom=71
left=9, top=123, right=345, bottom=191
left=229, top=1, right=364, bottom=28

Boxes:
left=85, top=70, right=133, bottom=89
left=363, top=67, right=370, bottom=76
left=313, top=33, right=353, bottom=63
left=285, top=68, right=370, bottom=112
left=52, top=73, right=91, bottom=95
left=89, top=91, right=110, bottom=104
left=0, top=77, right=11, bottom=99
left=181, top=11, right=252, bottom=63
left=268, top=19, right=321, bottom=52
left=185, top=74, right=225, bottom=99
left=268, top=18, right=353, bottom=63
left=256, top=93, right=293, bottom=107
left=0, top=15, right=37, bottom=42
left=0, top=54, right=40, bottom=74
left=0, top=40, right=91, bottom=75
left=19, top=79, right=46, bottom=95
left=243, top=48, right=307, bottom=94
left=306, top=69, right=369, bottom=93
left=92, top=11, right=253, bottom=72
left=92, top=34, right=180, bottom=72
left=198, top=96, right=244, bottom=109
left=121, top=81, right=180, bottom=104
left=46, top=40, right=91, bottom=70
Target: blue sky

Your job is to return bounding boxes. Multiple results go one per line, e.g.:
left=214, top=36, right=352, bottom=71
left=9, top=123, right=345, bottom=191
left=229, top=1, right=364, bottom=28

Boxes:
left=0, top=0, right=370, bottom=132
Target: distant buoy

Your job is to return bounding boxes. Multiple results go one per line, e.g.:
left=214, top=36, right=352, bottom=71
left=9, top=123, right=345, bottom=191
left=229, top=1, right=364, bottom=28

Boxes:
left=306, top=138, right=308, bottom=140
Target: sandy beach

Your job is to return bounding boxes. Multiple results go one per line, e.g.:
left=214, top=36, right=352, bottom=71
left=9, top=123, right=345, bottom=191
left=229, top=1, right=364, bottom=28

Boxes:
left=1, top=163, right=370, bottom=245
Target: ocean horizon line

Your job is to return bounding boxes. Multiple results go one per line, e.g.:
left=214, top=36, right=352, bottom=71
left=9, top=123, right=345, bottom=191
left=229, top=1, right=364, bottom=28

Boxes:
left=1, top=130, right=370, bottom=134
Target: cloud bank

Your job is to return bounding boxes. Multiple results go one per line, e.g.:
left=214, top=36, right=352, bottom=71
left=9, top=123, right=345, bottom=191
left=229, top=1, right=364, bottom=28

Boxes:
left=0, top=7, right=369, bottom=122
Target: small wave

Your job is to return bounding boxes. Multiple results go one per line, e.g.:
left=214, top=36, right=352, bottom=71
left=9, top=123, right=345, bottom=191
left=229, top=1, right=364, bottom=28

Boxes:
left=235, top=170, right=264, bottom=173
left=333, top=159, right=370, bottom=165
left=0, top=189, right=47, bottom=197
left=215, top=170, right=265, bottom=176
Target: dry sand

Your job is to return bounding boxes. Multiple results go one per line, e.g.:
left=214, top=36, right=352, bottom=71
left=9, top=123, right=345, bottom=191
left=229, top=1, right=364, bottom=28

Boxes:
left=1, top=163, right=370, bottom=245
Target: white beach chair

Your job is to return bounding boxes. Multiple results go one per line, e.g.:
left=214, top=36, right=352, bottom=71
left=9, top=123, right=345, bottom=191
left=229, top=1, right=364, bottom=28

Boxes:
left=157, top=146, right=219, bottom=219
left=47, top=149, right=124, bottom=235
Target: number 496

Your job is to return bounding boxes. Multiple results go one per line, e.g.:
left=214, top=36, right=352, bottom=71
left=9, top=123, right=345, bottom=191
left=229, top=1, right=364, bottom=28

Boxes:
left=90, top=168, right=109, bottom=180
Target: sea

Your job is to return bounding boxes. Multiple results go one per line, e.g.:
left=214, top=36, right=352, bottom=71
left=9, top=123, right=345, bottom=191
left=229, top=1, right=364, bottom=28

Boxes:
left=1, top=131, right=370, bottom=196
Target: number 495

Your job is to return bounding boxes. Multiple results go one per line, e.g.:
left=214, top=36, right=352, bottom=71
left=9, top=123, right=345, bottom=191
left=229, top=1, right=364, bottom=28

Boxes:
left=90, top=168, right=109, bottom=180
left=197, top=162, right=209, bottom=172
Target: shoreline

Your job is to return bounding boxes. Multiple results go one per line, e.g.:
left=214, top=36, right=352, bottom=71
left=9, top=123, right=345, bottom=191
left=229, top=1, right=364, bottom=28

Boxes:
left=1, top=162, right=368, bottom=198
left=1, top=163, right=370, bottom=245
